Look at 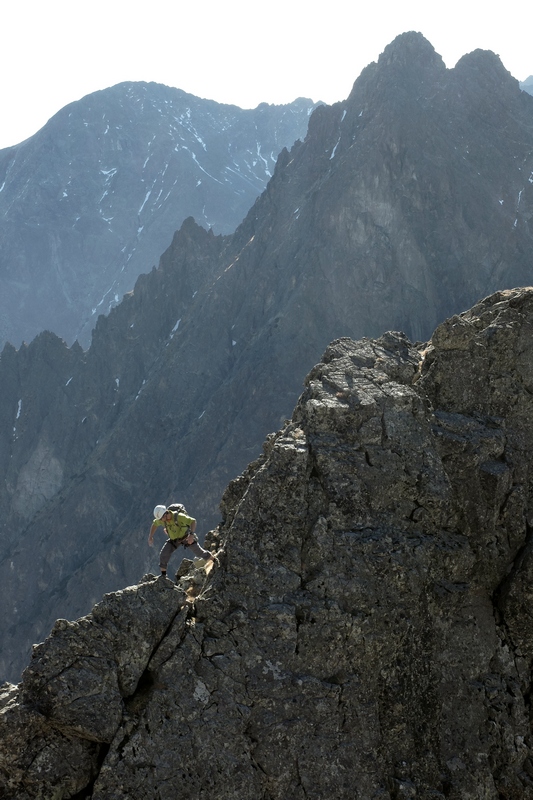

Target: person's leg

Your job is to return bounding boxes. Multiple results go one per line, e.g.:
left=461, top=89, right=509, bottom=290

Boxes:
left=186, top=539, right=213, bottom=561
left=159, top=539, right=177, bottom=576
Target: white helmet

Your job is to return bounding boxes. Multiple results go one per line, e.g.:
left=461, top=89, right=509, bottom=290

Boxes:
left=153, top=504, right=166, bottom=519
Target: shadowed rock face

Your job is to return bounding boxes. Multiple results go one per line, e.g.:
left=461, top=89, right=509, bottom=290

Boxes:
left=2, top=287, right=533, bottom=799
left=2, top=31, right=533, bottom=686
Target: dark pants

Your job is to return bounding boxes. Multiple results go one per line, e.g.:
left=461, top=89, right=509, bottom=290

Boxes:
left=159, top=537, right=211, bottom=571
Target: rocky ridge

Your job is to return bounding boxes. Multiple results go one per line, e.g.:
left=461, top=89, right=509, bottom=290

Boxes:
left=2, top=32, right=533, bottom=685
left=2, top=287, right=533, bottom=799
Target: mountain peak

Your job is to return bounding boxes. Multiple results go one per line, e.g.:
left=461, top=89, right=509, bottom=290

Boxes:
left=379, top=30, right=444, bottom=68
left=347, top=31, right=445, bottom=106
left=0, top=84, right=316, bottom=349
left=453, top=47, right=519, bottom=94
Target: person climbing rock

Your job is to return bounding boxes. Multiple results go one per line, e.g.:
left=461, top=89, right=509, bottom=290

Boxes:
left=148, top=503, right=214, bottom=578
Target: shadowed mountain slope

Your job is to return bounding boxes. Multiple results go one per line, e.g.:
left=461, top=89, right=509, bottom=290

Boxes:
left=0, top=82, right=316, bottom=347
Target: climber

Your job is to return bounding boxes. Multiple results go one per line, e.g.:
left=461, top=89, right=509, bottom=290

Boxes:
left=148, top=503, right=214, bottom=578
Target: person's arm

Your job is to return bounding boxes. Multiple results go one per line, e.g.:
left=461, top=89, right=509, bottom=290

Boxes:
left=184, top=516, right=197, bottom=543
left=148, top=521, right=158, bottom=546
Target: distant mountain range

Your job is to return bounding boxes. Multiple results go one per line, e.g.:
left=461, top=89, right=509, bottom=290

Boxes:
left=1, top=32, right=533, bottom=683
left=0, top=83, right=316, bottom=347
left=520, top=76, right=533, bottom=95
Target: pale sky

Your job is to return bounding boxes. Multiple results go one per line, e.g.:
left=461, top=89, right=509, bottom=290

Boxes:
left=1, top=0, right=532, bottom=151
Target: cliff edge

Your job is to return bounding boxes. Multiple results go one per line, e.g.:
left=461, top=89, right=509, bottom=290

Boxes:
left=2, top=287, right=533, bottom=799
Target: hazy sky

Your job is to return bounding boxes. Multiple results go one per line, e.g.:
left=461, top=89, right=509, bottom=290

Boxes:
left=1, top=0, right=532, bottom=150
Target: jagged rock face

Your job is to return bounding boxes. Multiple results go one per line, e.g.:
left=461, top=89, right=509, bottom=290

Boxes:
left=0, top=577, right=186, bottom=798
left=0, top=82, right=315, bottom=347
left=2, top=287, right=533, bottom=799
left=2, top=33, right=533, bottom=685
